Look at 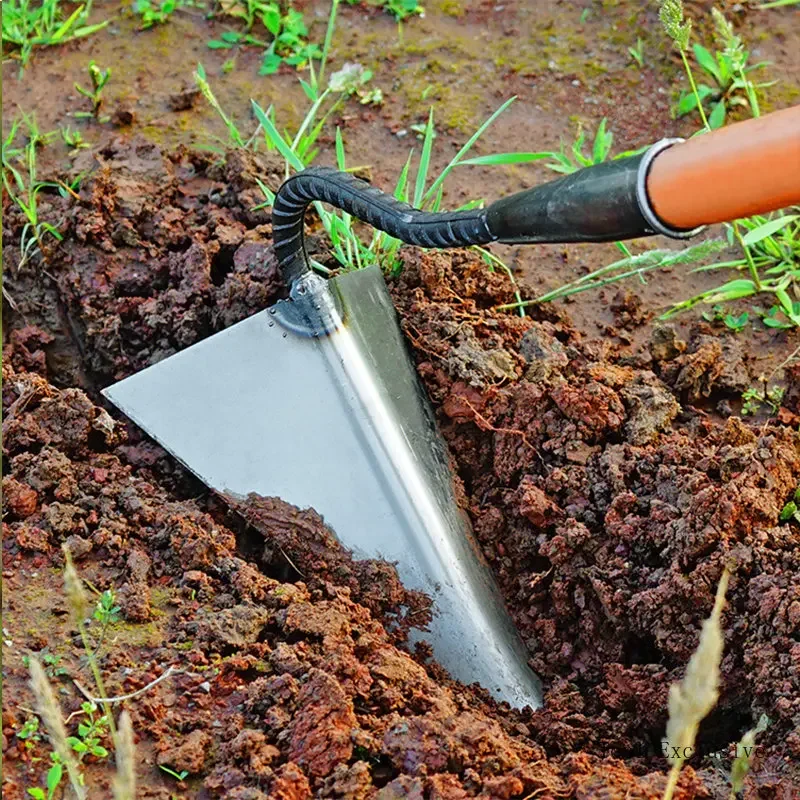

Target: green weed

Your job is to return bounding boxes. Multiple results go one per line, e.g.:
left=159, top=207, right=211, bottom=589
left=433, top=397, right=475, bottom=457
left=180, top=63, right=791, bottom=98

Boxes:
left=60, top=126, right=91, bottom=153
left=159, top=764, right=190, bottom=782
left=22, top=651, right=70, bottom=679
left=67, top=702, right=111, bottom=762
left=701, top=305, right=749, bottom=332
left=17, top=717, right=42, bottom=750
left=328, top=62, right=383, bottom=105
left=85, top=587, right=122, bottom=659
left=779, top=487, right=800, bottom=523
left=1, top=0, right=109, bottom=71
left=741, top=383, right=784, bottom=416
left=209, top=0, right=321, bottom=74
left=73, top=60, right=111, bottom=122
left=507, top=3, right=798, bottom=326
left=673, top=8, right=772, bottom=129
left=133, top=0, right=181, bottom=29
left=458, top=117, right=646, bottom=176
left=345, top=0, right=423, bottom=22
left=26, top=753, right=65, bottom=800
left=628, top=37, right=645, bottom=68
left=2, top=116, right=65, bottom=268
left=671, top=211, right=800, bottom=328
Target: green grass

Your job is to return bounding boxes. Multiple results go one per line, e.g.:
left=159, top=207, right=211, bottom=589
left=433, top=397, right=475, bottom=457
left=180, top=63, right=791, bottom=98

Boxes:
left=344, top=0, right=424, bottom=22
left=73, top=60, right=112, bottom=122
left=672, top=8, right=773, bottom=130
left=498, top=1, right=798, bottom=327
left=209, top=0, right=321, bottom=75
left=1, top=0, right=109, bottom=71
left=2, top=116, right=66, bottom=269
left=654, top=1, right=800, bottom=329
left=132, top=0, right=182, bottom=29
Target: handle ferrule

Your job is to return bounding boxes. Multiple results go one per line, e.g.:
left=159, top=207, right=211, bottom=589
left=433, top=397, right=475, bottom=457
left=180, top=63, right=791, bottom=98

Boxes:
left=635, top=139, right=706, bottom=239
left=485, top=142, right=699, bottom=245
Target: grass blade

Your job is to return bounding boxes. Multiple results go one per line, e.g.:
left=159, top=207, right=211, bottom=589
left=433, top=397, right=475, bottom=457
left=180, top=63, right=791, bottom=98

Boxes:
left=413, top=108, right=435, bottom=208
left=459, top=152, right=554, bottom=166
left=252, top=101, right=305, bottom=171
left=422, top=96, right=516, bottom=206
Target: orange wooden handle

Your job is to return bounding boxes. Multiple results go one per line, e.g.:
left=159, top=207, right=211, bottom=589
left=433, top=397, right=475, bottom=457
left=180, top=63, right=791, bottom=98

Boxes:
left=647, top=104, right=800, bottom=230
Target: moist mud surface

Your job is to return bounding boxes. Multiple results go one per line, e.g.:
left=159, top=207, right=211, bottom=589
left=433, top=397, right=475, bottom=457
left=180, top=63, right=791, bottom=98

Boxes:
left=3, top=2, right=800, bottom=799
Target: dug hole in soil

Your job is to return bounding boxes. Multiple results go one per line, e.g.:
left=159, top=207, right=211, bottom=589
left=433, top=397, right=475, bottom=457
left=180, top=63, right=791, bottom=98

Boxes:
left=3, top=144, right=800, bottom=799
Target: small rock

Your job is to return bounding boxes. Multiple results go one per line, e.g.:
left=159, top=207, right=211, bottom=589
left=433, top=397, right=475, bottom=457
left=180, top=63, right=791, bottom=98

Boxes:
left=194, top=604, right=272, bottom=648
left=118, top=581, right=152, bottom=622
left=649, top=324, right=686, bottom=363
left=64, top=534, right=92, bottom=560
left=518, top=477, right=563, bottom=528
left=2, top=478, right=39, bottom=519
left=15, top=525, right=51, bottom=553
left=620, top=382, right=680, bottom=445
left=519, top=324, right=568, bottom=383
left=111, top=105, right=136, bottom=127
left=44, top=503, right=85, bottom=536
left=158, top=729, right=210, bottom=775
left=127, top=548, right=152, bottom=582
left=168, top=86, right=201, bottom=112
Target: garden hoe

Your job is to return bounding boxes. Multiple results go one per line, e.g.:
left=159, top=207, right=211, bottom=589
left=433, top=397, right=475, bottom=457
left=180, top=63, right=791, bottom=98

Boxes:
left=104, top=105, right=799, bottom=709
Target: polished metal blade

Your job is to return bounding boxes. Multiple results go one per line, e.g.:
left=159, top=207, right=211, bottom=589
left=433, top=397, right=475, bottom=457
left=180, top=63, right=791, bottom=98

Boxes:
left=103, top=265, right=541, bottom=708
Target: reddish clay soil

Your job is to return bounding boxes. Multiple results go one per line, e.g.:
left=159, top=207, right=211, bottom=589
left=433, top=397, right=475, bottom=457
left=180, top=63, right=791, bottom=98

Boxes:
left=3, top=134, right=800, bottom=799
left=3, top=1, right=800, bottom=799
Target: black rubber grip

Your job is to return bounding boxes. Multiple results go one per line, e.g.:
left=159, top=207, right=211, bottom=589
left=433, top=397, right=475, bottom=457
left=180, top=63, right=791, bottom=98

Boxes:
left=485, top=154, right=651, bottom=244
left=271, top=166, right=495, bottom=284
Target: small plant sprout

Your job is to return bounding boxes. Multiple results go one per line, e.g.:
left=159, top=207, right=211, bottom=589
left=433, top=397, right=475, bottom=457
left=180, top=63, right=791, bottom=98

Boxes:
left=28, top=658, right=86, bottom=800
left=702, top=308, right=749, bottom=332
left=66, top=702, right=111, bottom=762
left=729, top=715, right=769, bottom=797
left=346, top=0, right=423, bottom=22
left=628, top=37, right=645, bottom=68
left=62, top=547, right=117, bottom=742
left=91, top=588, right=122, bottom=655
left=26, top=753, right=65, bottom=800
left=159, top=764, right=190, bottom=782
left=2, top=0, right=109, bottom=72
left=132, top=0, right=180, bottom=29
left=17, top=716, right=41, bottom=749
left=779, top=486, right=800, bottom=523
left=741, top=383, right=784, bottom=416
left=661, top=1, right=771, bottom=129
left=74, top=60, right=111, bottom=122
left=2, top=116, right=67, bottom=268
left=209, top=0, right=321, bottom=75
left=661, top=569, right=729, bottom=800
left=328, top=62, right=383, bottom=105
left=460, top=117, right=627, bottom=177
left=61, top=125, right=91, bottom=153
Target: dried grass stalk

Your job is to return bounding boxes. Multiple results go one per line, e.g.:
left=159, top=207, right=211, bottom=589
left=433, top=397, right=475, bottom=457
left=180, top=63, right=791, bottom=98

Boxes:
left=112, top=711, right=136, bottom=800
left=62, top=544, right=117, bottom=741
left=29, top=657, right=87, bottom=800
left=62, top=545, right=89, bottom=627
left=662, top=569, right=729, bottom=800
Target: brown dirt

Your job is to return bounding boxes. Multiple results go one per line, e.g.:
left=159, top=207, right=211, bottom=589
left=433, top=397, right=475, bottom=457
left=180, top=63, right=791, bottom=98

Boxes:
left=4, top=1, right=800, bottom=799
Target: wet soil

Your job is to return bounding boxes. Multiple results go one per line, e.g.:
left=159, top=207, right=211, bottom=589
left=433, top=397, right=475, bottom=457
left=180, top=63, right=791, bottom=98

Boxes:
left=3, top=1, right=800, bottom=799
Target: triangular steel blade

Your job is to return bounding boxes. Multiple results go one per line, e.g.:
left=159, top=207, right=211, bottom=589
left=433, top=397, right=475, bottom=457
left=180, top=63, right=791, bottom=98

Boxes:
left=103, top=265, right=541, bottom=708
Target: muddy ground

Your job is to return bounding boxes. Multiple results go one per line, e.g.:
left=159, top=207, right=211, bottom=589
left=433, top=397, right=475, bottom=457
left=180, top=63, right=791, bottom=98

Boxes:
left=3, top=1, right=800, bottom=799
